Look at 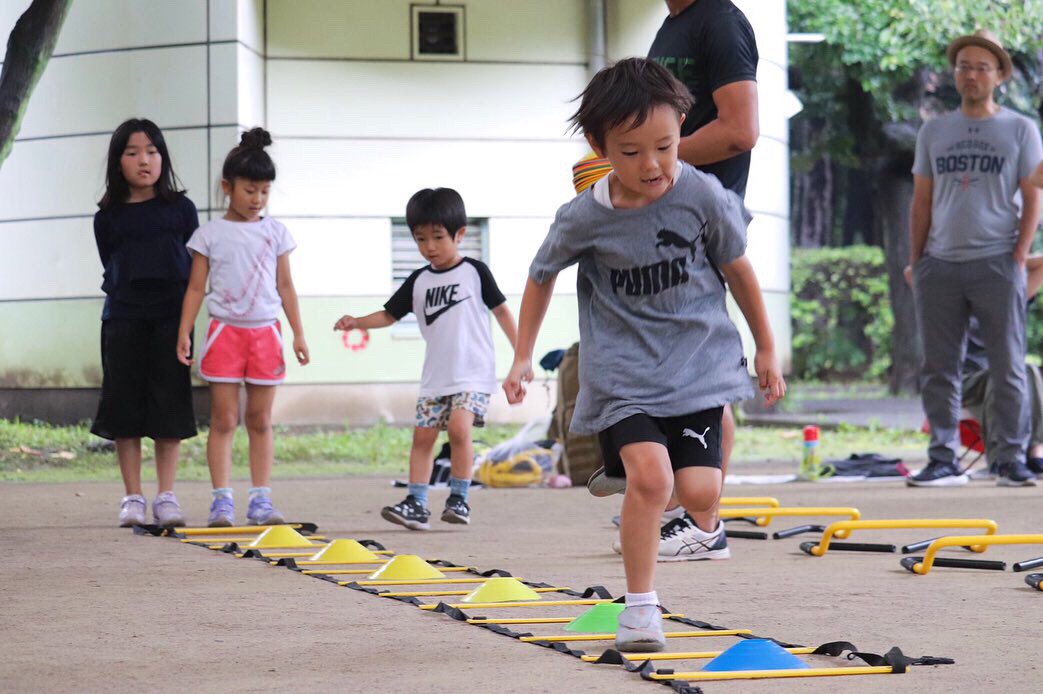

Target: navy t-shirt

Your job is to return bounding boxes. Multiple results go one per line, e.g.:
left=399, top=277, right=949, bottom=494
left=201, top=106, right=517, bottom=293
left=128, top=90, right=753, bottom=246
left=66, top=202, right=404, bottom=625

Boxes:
left=93, top=194, right=198, bottom=320
left=648, top=0, right=758, bottom=198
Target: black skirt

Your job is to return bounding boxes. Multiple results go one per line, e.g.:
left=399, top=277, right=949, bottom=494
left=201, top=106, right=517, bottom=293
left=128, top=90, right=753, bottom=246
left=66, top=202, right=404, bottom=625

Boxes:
left=91, top=316, right=197, bottom=441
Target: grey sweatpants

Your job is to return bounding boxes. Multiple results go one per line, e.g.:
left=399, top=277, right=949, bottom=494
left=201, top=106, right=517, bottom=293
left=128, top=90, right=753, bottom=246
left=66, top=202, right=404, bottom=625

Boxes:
left=963, top=364, right=1043, bottom=463
left=913, top=253, right=1028, bottom=466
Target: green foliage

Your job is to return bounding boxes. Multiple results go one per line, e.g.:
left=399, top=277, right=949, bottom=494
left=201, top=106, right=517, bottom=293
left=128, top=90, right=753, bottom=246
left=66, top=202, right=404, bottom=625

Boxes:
left=790, top=246, right=894, bottom=380
left=790, top=0, right=1043, bottom=123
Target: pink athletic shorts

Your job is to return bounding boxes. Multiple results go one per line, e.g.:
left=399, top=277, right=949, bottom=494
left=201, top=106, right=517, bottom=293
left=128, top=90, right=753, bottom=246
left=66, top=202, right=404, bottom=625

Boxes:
left=198, top=319, right=286, bottom=385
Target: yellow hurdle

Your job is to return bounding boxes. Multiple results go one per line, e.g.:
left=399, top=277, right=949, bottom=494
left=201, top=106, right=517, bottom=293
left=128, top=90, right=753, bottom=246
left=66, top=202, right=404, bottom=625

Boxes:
left=581, top=647, right=817, bottom=662
left=419, top=599, right=608, bottom=611
left=469, top=614, right=684, bottom=626
left=805, top=518, right=998, bottom=556
left=720, top=497, right=780, bottom=508
left=650, top=666, right=898, bottom=682
left=719, top=507, right=860, bottom=530
left=519, top=629, right=751, bottom=643
left=380, top=587, right=566, bottom=598
left=909, top=534, right=1043, bottom=575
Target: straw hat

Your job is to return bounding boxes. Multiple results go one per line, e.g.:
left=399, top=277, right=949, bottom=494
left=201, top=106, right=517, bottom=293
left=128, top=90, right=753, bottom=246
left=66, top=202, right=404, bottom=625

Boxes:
left=946, top=29, right=1013, bottom=78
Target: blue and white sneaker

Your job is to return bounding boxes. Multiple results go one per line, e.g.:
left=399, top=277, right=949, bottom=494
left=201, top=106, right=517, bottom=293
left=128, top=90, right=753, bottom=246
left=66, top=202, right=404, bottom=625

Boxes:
left=615, top=605, right=665, bottom=652
left=657, top=518, right=731, bottom=562
left=208, top=494, right=235, bottom=527
left=997, top=461, right=1037, bottom=487
left=247, top=495, right=286, bottom=525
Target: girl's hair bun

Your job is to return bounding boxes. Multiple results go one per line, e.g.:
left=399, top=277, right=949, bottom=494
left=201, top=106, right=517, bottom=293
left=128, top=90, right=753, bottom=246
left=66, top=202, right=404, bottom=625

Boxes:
left=239, top=127, right=272, bottom=150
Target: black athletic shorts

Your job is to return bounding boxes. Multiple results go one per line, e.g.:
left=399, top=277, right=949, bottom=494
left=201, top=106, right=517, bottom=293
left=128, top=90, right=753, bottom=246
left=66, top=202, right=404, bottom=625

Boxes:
left=598, top=407, right=724, bottom=478
left=91, top=317, right=197, bottom=441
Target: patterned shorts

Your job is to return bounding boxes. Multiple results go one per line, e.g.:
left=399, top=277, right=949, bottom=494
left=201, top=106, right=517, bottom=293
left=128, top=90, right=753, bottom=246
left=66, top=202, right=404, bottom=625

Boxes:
left=415, top=392, right=490, bottom=430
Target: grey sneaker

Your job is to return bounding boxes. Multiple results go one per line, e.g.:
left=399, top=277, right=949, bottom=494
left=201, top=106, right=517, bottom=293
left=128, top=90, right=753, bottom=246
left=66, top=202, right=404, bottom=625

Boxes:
left=587, top=466, right=627, bottom=497
left=152, top=491, right=186, bottom=527
left=208, top=494, right=235, bottom=527
left=658, top=518, right=731, bottom=562
left=997, top=462, right=1038, bottom=487
left=118, top=494, right=147, bottom=527
left=247, top=495, right=286, bottom=525
left=615, top=604, right=665, bottom=652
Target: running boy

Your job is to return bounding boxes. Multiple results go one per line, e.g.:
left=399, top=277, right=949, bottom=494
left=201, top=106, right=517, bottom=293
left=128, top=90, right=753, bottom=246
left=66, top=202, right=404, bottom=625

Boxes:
left=503, top=58, right=784, bottom=652
left=334, top=188, right=517, bottom=530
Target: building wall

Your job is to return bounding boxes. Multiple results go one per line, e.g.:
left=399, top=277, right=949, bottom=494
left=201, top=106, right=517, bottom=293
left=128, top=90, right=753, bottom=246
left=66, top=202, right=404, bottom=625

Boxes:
left=1, top=0, right=791, bottom=426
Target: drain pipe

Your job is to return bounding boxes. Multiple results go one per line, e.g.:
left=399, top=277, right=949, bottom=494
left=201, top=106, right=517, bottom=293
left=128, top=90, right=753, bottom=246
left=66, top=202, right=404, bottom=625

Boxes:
left=588, top=0, right=607, bottom=77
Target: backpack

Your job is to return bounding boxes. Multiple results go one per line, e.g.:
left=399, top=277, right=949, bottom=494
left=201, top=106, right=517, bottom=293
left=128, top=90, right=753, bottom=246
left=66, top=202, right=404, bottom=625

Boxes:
left=548, top=342, right=604, bottom=485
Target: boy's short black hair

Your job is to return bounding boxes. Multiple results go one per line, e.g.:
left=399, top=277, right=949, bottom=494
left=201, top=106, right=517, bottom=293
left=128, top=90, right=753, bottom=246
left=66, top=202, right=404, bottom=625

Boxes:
left=569, top=57, right=693, bottom=149
left=406, top=188, right=467, bottom=234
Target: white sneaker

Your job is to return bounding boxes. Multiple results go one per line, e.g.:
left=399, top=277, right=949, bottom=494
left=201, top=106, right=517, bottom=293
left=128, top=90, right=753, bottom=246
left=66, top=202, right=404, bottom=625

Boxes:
left=118, top=494, right=147, bottom=527
left=658, top=518, right=731, bottom=562
left=615, top=604, right=665, bottom=652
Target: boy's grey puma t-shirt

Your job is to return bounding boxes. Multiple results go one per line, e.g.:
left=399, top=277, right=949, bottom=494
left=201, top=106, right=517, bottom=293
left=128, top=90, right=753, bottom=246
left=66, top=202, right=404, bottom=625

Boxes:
left=530, top=162, right=754, bottom=434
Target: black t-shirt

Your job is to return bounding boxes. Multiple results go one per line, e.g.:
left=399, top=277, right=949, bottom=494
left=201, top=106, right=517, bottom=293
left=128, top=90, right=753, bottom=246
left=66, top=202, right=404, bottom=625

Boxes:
left=94, top=194, right=198, bottom=320
left=648, top=0, right=758, bottom=198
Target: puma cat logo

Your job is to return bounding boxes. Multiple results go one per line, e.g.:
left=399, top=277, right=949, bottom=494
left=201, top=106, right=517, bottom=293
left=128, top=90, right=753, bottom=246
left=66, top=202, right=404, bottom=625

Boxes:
left=656, top=221, right=706, bottom=260
left=682, top=427, right=710, bottom=449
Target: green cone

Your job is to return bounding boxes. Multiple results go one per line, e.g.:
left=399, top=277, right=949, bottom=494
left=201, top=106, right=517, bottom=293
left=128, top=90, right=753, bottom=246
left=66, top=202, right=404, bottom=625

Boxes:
left=564, top=602, right=626, bottom=632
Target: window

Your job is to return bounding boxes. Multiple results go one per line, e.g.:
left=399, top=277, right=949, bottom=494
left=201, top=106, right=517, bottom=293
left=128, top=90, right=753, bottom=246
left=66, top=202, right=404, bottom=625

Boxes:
left=390, top=218, right=487, bottom=336
left=411, top=4, right=465, bottom=61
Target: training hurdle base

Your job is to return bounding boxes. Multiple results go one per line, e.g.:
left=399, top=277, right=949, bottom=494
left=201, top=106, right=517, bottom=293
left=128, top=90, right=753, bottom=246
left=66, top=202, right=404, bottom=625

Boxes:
left=800, top=518, right=998, bottom=557
left=902, top=534, right=1043, bottom=574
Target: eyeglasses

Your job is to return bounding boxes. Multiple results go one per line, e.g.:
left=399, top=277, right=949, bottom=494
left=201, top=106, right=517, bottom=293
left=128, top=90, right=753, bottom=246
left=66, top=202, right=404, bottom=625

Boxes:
left=955, top=64, right=997, bottom=74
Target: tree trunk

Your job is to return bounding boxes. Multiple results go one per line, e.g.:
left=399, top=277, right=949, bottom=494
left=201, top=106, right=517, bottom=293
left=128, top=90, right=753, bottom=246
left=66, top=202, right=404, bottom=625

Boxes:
left=791, top=119, right=833, bottom=248
left=0, top=0, right=72, bottom=169
left=875, top=153, right=920, bottom=394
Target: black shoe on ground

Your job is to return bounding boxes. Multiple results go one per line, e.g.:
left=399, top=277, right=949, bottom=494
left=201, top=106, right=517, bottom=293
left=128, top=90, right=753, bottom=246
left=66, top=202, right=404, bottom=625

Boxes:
left=997, top=461, right=1038, bottom=487
left=441, top=494, right=471, bottom=525
left=906, top=461, right=968, bottom=487
left=381, top=495, right=431, bottom=530
left=1027, top=458, right=1043, bottom=476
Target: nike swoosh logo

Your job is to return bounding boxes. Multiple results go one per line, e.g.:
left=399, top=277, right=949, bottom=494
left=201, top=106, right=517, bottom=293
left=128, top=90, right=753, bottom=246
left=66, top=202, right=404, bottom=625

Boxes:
left=424, top=296, right=470, bottom=325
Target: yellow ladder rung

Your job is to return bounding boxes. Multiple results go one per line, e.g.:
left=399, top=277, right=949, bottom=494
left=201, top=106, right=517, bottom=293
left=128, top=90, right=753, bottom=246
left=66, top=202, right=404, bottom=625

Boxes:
left=174, top=524, right=311, bottom=536
left=331, top=567, right=472, bottom=579
left=469, top=614, right=684, bottom=626
left=420, top=599, right=607, bottom=611
left=520, top=629, right=751, bottom=643
left=581, top=646, right=816, bottom=662
left=650, top=665, right=897, bottom=681
left=380, top=587, right=566, bottom=598
left=357, top=578, right=522, bottom=586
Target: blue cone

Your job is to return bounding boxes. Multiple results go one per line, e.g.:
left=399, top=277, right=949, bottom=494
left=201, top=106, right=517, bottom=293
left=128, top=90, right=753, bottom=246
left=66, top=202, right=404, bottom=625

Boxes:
left=701, top=639, right=809, bottom=672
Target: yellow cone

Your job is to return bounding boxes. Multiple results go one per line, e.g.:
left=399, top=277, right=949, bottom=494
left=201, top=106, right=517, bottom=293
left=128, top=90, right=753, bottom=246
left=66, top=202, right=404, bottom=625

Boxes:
left=246, top=525, right=315, bottom=549
left=461, top=577, right=541, bottom=603
left=308, top=539, right=381, bottom=563
left=366, top=555, right=446, bottom=580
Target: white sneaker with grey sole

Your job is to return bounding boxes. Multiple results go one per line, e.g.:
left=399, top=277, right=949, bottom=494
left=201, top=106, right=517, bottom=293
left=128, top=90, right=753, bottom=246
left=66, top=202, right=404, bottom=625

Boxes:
left=615, top=604, right=665, bottom=652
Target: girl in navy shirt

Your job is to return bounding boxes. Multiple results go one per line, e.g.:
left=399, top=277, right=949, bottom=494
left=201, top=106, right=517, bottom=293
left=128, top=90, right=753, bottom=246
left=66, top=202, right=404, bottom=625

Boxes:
left=92, top=118, right=198, bottom=528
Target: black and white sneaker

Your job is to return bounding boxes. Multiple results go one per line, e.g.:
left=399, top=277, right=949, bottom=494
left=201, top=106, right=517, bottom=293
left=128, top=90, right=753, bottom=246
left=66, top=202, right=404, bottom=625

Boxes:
left=657, top=518, right=731, bottom=562
left=906, top=461, right=969, bottom=487
left=997, top=462, right=1038, bottom=487
left=381, top=495, right=431, bottom=531
left=441, top=494, right=471, bottom=524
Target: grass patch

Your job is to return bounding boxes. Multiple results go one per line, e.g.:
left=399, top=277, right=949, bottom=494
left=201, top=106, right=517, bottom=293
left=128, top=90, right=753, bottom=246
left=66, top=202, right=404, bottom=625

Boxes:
left=0, top=417, right=928, bottom=484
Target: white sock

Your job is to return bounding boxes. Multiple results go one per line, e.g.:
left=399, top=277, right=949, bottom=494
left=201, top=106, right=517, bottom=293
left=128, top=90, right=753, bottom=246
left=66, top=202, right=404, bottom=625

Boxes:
left=625, top=590, right=659, bottom=608
left=661, top=506, right=686, bottom=521
left=248, top=486, right=272, bottom=501
left=211, top=487, right=233, bottom=499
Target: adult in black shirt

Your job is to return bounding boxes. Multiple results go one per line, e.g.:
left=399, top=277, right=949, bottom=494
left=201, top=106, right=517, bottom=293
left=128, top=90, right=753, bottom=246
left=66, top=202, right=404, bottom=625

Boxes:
left=649, top=0, right=759, bottom=198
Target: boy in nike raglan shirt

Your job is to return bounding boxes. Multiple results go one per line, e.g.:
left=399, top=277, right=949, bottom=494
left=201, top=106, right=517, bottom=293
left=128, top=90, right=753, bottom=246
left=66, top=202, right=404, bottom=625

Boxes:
left=334, top=188, right=517, bottom=530
left=504, top=58, right=784, bottom=652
